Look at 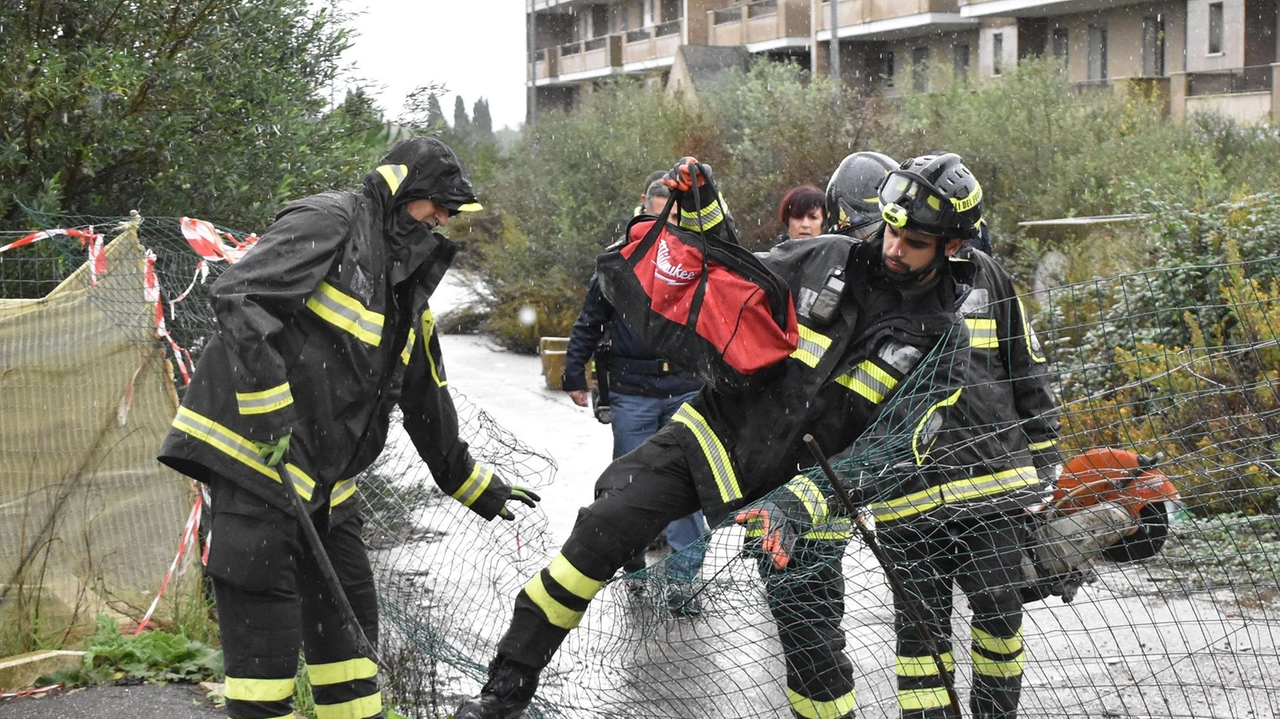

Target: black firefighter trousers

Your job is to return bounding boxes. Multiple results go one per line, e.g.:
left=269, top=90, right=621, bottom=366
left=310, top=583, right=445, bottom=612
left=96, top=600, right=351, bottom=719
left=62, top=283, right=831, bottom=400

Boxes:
left=880, top=512, right=1027, bottom=719
left=206, top=477, right=382, bottom=719
left=496, top=428, right=701, bottom=669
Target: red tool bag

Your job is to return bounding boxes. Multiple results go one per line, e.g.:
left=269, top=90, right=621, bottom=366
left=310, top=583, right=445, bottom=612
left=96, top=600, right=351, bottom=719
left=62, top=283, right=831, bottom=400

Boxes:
left=596, top=195, right=799, bottom=393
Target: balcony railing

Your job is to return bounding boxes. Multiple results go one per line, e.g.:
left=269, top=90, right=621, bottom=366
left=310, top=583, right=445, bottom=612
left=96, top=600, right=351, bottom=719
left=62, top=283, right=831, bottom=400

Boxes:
left=708, top=0, right=808, bottom=47
left=1187, top=65, right=1273, bottom=96
left=622, top=20, right=684, bottom=65
left=817, top=0, right=959, bottom=31
left=553, top=34, right=622, bottom=77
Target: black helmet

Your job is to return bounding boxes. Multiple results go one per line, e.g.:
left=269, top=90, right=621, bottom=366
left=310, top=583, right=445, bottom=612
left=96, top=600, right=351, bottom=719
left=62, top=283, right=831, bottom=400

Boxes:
left=878, top=153, right=983, bottom=239
left=826, top=151, right=898, bottom=238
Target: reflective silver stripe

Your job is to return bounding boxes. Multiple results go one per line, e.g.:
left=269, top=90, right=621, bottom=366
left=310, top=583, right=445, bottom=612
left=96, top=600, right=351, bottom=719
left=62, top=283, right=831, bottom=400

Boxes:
left=1018, top=297, right=1046, bottom=363
left=305, top=281, right=384, bottom=346
left=401, top=327, right=416, bottom=365
left=784, top=475, right=826, bottom=522
left=235, top=382, right=293, bottom=416
left=171, top=407, right=312, bottom=500
left=671, top=403, right=741, bottom=503
left=678, top=200, right=724, bottom=230
left=172, top=406, right=276, bottom=480
left=451, top=463, right=492, bottom=507
left=870, top=466, right=1039, bottom=522
left=331, top=477, right=357, bottom=507
left=375, top=164, right=408, bottom=195
left=836, top=359, right=897, bottom=404
left=283, top=464, right=315, bottom=502
left=790, top=325, right=832, bottom=368
left=965, top=317, right=998, bottom=349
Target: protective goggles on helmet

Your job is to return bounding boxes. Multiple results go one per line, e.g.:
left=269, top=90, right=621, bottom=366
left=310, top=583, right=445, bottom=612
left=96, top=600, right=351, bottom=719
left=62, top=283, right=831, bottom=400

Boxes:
left=878, top=171, right=981, bottom=237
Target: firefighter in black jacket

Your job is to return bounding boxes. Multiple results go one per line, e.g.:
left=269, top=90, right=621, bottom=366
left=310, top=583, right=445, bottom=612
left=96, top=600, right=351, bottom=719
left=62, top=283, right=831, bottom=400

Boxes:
left=867, top=154, right=1054, bottom=719
left=743, top=152, right=1062, bottom=719
left=158, top=137, right=540, bottom=719
left=562, top=179, right=708, bottom=611
left=454, top=156, right=977, bottom=719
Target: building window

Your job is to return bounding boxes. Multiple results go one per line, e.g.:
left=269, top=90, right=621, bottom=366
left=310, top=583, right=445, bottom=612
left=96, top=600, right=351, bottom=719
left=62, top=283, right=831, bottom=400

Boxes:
left=1208, top=2, right=1224, bottom=54
left=1142, top=15, right=1165, bottom=76
left=992, top=33, right=1004, bottom=76
left=1087, top=24, right=1107, bottom=80
left=877, top=50, right=896, bottom=88
left=953, top=43, right=970, bottom=79
left=912, top=46, right=930, bottom=92
left=1052, top=28, right=1068, bottom=68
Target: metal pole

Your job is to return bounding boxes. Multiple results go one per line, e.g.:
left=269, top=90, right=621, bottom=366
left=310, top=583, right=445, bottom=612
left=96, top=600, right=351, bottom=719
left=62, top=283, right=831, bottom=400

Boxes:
left=803, top=434, right=964, bottom=718
left=282, top=467, right=381, bottom=666
left=828, top=0, right=840, bottom=97
left=528, top=0, right=538, bottom=126
left=809, top=0, right=819, bottom=73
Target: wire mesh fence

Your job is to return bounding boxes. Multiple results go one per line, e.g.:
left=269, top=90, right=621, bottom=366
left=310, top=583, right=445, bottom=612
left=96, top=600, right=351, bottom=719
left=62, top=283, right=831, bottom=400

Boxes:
left=0, top=213, right=1276, bottom=718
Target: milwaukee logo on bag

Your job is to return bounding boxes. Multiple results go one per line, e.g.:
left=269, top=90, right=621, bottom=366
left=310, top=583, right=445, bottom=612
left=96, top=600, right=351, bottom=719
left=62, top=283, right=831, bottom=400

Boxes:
left=597, top=200, right=799, bottom=393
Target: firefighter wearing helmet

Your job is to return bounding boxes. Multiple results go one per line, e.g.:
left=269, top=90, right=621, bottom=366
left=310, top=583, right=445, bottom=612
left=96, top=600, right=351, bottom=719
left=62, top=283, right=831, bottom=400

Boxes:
left=825, top=150, right=898, bottom=239
left=868, top=152, right=1063, bottom=719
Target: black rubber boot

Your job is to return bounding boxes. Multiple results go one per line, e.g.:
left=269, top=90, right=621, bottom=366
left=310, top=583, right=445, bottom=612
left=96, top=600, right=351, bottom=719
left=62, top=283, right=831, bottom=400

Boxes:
left=455, top=656, right=540, bottom=719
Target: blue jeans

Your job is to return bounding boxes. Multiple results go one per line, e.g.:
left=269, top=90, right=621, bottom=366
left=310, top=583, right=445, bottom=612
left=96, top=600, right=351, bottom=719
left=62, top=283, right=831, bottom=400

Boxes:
left=610, top=390, right=708, bottom=583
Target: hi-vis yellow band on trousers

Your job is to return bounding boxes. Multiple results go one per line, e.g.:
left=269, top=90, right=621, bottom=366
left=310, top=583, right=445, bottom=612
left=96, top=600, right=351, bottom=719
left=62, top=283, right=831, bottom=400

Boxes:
left=672, top=403, right=742, bottom=503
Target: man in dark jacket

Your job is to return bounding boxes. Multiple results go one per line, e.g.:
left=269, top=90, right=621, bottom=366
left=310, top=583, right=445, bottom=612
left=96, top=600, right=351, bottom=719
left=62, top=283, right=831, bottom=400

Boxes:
left=158, top=137, right=540, bottom=719
left=562, top=178, right=709, bottom=614
left=454, top=156, right=976, bottom=719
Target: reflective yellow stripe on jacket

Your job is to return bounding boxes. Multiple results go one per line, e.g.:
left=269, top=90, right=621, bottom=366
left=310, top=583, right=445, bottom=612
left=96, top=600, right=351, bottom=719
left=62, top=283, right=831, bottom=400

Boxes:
left=965, top=317, right=998, bottom=349
left=836, top=358, right=898, bottom=404
left=678, top=197, right=725, bottom=231
left=672, top=403, right=742, bottom=503
left=790, top=325, right=832, bottom=368
left=451, top=463, right=492, bottom=508
left=421, top=309, right=446, bottom=386
left=235, top=381, right=294, bottom=416
left=171, top=407, right=315, bottom=500
left=912, top=388, right=962, bottom=464
left=870, top=466, right=1039, bottom=523
left=306, top=281, right=384, bottom=347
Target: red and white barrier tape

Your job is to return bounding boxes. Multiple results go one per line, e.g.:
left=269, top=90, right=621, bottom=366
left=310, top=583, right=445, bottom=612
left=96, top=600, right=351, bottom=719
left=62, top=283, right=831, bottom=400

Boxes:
left=0, top=684, right=61, bottom=700
left=135, top=486, right=203, bottom=636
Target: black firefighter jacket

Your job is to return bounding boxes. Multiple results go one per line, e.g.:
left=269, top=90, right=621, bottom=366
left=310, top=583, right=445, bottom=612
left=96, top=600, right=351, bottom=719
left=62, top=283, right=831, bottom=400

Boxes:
left=663, top=231, right=973, bottom=527
left=159, top=140, right=513, bottom=523
left=764, top=243, right=1060, bottom=534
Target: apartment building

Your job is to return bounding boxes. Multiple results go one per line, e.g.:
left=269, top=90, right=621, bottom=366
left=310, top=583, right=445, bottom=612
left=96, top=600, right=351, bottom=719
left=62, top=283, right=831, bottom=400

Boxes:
left=526, top=0, right=1280, bottom=124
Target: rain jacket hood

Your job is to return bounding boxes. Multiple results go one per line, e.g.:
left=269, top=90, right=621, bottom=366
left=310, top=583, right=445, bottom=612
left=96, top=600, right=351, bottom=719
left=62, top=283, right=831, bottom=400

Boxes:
left=363, top=137, right=478, bottom=285
left=363, top=136, right=479, bottom=214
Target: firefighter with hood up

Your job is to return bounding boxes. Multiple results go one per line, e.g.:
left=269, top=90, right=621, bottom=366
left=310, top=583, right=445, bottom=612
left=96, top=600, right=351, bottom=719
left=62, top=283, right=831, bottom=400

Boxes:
left=159, top=137, right=541, bottom=719
left=454, top=154, right=982, bottom=719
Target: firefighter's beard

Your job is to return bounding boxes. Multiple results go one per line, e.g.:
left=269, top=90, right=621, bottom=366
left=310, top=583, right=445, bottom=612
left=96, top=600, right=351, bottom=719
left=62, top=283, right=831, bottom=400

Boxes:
left=387, top=206, right=439, bottom=285
left=881, top=246, right=945, bottom=286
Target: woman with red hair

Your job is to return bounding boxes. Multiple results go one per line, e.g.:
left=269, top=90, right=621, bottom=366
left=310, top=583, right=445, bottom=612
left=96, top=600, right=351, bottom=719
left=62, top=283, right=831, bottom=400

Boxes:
left=776, top=184, right=826, bottom=243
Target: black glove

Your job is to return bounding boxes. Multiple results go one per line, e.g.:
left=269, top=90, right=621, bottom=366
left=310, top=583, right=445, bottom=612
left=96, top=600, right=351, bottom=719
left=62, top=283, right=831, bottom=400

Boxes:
left=498, top=486, right=541, bottom=521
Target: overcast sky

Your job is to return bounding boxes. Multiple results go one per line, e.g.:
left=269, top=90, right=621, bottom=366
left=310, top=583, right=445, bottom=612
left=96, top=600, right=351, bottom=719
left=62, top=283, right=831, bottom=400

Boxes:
left=339, top=0, right=529, bottom=130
